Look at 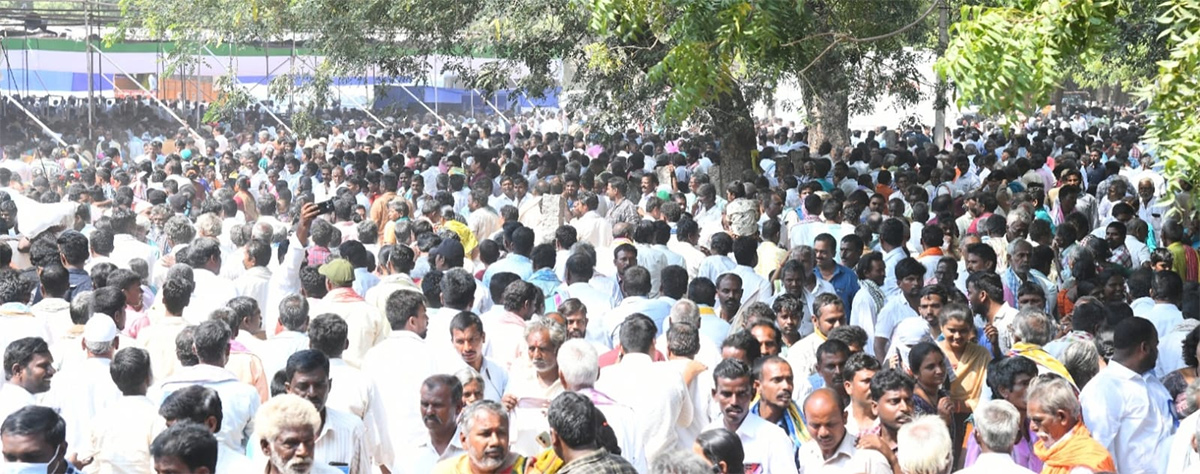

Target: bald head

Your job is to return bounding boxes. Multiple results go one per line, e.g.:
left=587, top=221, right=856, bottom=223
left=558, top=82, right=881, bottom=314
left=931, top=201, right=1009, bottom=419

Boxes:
left=612, top=222, right=632, bottom=240
left=804, top=387, right=845, bottom=415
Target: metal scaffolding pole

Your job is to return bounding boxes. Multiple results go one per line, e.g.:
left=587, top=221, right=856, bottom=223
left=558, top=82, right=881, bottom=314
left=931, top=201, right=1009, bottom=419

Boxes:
left=201, top=45, right=296, bottom=138
left=1, top=92, right=67, bottom=147
left=91, top=45, right=203, bottom=141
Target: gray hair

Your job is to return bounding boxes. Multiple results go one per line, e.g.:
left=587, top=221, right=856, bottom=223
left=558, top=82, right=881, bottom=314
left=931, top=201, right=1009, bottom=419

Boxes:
left=897, top=415, right=952, bottom=474
left=524, top=317, right=567, bottom=349
left=164, top=216, right=195, bottom=246
left=70, top=290, right=93, bottom=325
left=454, top=367, right=483, bottom=388
left=1013, top=307, right=1056, bottom=345
left=1188, top=378, right=1200, bottom=418
left=973, top=399, right=1022, bottom=452
left=457, top=400, right=508, bottom=435
left=669, top=299, right=700, bottom=327
left=194, top=212, right=223, bottom=238
left=84, top=339, right=114, bottom=356
left=250, top=222, right=276, bottom=243
left=1028, top=374, right=1080, bottom=419
left=1007, top=206, right=1032, bottom=225
left=649, top=450, right=713, bottom=474
left=556, top=339, right=599, bottom=389
left=1060, top=340, right=1100, bottom=388
left=1007, top=237, right=1032, bottom=258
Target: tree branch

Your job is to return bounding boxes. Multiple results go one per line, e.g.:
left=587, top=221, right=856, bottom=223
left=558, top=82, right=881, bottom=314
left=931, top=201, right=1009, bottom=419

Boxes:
left=788, top=0, right=943, bottom=77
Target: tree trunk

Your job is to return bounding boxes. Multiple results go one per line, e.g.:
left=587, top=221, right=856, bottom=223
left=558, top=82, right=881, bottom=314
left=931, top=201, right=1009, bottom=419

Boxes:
left=804, top=83, right=850, bottom=153
left=707, top=87, right=758, bottom=190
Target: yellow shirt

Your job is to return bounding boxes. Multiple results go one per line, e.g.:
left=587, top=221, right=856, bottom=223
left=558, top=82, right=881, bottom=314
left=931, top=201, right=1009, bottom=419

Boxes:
left=432, top=453, right=530, bottom=474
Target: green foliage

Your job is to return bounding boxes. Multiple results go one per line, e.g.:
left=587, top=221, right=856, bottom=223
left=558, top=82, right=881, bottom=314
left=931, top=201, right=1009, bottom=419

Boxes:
left=1143, top=0, right=1200, bottom=200
left=938, top=0, right=1200, bottom=208
left=936, top=0, right=1124, bottom=116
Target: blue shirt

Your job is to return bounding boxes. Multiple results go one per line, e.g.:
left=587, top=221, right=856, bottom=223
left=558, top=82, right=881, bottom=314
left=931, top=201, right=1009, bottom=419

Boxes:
left=815, top=264, right=860, bottom=315
left=483, top=254, right=533, bottom=288
left=352, top=267, right=380, bottom=297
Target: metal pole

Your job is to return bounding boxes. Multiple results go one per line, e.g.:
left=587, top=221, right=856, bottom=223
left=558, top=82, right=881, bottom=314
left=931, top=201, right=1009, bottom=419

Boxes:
left=933, top=0, right=948, bottom=149
left=91, top=45, right=203, bottom=141
left=475, top=89, right=509, bottom=125
left=86, top=11, right=94, bottom=141
left=201, top=45, right=296, bottom=138
left=2, top=92, right=68, bottom=147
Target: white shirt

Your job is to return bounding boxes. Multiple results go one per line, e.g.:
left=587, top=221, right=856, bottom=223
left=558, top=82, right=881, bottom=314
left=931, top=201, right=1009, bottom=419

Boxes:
left=0, top=308, right=53, bottom=358
left=258, top=331, right=311, bottom=379
left=314, top=408, right=372, bottom=474
left=563, top=282, right=615, bottom=346
left=1135, top=302, right=1184, bottom=340
left=850, top=284, right=884, bottom=355
left=217, top=443, right=258, bottom=474
left=667, top=239, right=707, bottom=279
left=0, top=382, right=35, bottom=428
left=394, top=431, right=465, bottom=474
left=726, top=265, right=773, bottom=306
left=182, top=268, right=239, bottom=325
left=136, top=317, right=190, bottom=383
left=954, top=451, right=1039, bottom=474
left=40, top=357, right=122, bottom=458
left=110, top=234, right=161, bottom=280
left=874, top=295, right=920, bottom=357
left=602, top=296, right=673, bottom=347
left=441, top=357, right=509, bottom=402
left=635, top=243, right=669, bottom=298
left=571, top=211, right=613, bottom=249
left=264, top=235, right=307, bottom=333
left=234, top=266, right=273, bottom=317
left=595, top=353, right=693, bottom=461
left=796, top=431, right=892, bottom=474
left=1167, top=411, right=1200, bottom=474
left=327, top=358, right=393, bottom=467
left=697, top=255, right=737, bottom=283
left=1079, top=360, right=1174, bottom=474
left=154, top=364, right=261, bottom=450
left=787, top=333, right=825, bottom=379
left=82, top=395, right=163, bottom=474
left=881, top=247, right=908, bottom=296
left=363, top=331, right=435, bottom=452
left=705, top=414, right=796, bottom=474
left=314, top=290, right=391, bottom=368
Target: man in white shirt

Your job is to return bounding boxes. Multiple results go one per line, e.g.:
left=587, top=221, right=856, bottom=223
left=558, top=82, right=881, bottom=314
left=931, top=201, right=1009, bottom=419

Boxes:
left=396, top=375, right=467, bottom=474
left=797, top=388, right=891, bottom=473
left=108, top=208, right=161, bottom=279
left=570, top=191, right=613, bottom=249
left=252, top=393, right=345, bottom=474
left=879, top=218, right=909, bottom=297
left=873, top=258, right=926, bottom=361
left=668, top=218, right=707, bottom=278
left=308, top=315, right=392, bottom=470
left=968, top=271, right=1019, bottom=357
left=1135, top=271, right=1184, bottom=339
left=602, top=266, right=673, bottom=345
left=444, top=312, right=509, bottom=402
left=726, top=236, right=773, bottom=305
left=562, top=254, right=615, bottom=345
left=234, top=239, right=274, bottom=317
left=158, top=385, right=258, bottom=473
left=0, top=337, right=55, bottom=424
left=83, top=346, right=165, bottom=474
left=40, top=316, right=123, bottom=462
left=557, top=339, right=648, bottom=471
left=788, top=294, right=847, bottom=378
left=260, top=295, right=313, bottom=378
left=279, top=350, right=373, bottom=474
left=314, top=259, right=390, bottom=367
left=362, top=290, right=433, bottom=452
left=596, top=314, right=693, bottom=462
left=180, top=237, right=239, bottom=325
left=154, top=320, right=261, bottom=451
left=137, top=276, right=194, bottom=382
left=955, top=399, right=1038, bottom=474
left=706, top=358, right=796, bottom=474
left=1080, top=317, right=1174, bottom=474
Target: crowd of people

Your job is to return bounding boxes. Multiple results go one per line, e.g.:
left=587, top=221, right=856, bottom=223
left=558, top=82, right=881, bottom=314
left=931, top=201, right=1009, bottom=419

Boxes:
left=0, top=96, right=1194, bottom=474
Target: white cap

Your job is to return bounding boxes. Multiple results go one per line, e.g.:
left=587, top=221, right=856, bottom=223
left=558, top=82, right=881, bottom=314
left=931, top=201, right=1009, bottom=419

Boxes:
left=83, top=315, right=119, bottom=343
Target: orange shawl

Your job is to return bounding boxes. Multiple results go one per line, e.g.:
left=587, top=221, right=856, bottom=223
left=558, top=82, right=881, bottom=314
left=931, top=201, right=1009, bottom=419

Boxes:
left=938, top=340, right=989, bottom=411
left=1033, top=423, right=1116, bottom=474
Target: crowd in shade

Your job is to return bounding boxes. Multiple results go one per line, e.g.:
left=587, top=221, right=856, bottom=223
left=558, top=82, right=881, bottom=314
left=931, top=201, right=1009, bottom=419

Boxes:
left=0, top=98, right=1197, bottom=474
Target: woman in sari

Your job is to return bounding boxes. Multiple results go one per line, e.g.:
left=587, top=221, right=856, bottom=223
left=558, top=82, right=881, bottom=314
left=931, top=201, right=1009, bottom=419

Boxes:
left=938, top=303, right=991, bottom=411
left=908, top=342, right=952, bottom=425
left=937, top=303, right=992, bottom=464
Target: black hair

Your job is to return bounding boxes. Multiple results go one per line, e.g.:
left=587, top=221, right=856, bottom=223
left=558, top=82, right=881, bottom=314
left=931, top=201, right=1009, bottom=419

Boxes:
left=869, top=368, right=915, bottom=401
left=110, top=347, right=152, bottom=395
left=308, top=314, right=349, bottom=358
left=985, top=356, right=1038, bottom=399
left=385, top=290, right=426, bottom=330
left=284, top=349, right=331, bottom=383
left=150, top=422, right=218, bottom=472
